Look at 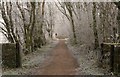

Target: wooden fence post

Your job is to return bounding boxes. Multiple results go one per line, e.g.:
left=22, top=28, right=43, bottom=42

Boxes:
left=110, top=45, right=114, bottom=72
left=101, top=43, right=104, bottom=63
left=16, top=42, right=21, bottom=68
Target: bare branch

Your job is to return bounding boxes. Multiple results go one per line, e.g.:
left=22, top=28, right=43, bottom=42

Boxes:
left=0, top=26, right=7, bottom=33
left=0, top=31, right=8, bottom=39
left=0, top=21, right=6, bottom=26
left=55, top=2, right=70, bottom=21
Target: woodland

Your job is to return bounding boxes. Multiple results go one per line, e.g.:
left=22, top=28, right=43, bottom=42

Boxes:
left=0, top=0, right=120, bottom=76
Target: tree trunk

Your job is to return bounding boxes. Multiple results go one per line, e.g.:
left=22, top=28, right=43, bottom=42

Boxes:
left=117, top=9, right=120, bottom=42
left=30, top=2, right=36, bottom=52
left=114, top=2, right=120, bottom=42
left=92, top=2, right=99, bottom=49
left=70, top=13, right=77, bottom=44
left=66, top=3, right=77, bottom=44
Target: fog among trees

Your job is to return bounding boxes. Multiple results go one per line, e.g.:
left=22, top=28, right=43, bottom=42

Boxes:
left=0, top=1, right=120, bottom=75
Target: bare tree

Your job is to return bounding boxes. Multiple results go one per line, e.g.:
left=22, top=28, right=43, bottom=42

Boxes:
left=0, top=2, right=20, bottom=43
left=114, top=2, right=120, bottom=42
left=92, top=2, right=99, bottom=49
left=16, top=2, right=36, bottom=54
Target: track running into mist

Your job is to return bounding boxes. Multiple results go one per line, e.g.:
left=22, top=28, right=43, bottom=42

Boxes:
left=34, top=40, right=79, bottom=75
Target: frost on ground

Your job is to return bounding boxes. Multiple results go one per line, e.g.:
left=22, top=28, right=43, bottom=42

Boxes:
left=2, top=40, right=58, bottom=75
left=67, top=42, right=111, bottom=75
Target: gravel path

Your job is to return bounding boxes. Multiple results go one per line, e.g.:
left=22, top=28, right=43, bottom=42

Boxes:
left=31, top=40, right=79, bottom=75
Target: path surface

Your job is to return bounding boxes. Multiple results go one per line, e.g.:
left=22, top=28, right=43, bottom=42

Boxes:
left=33, top=40, right=79, bottom=75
